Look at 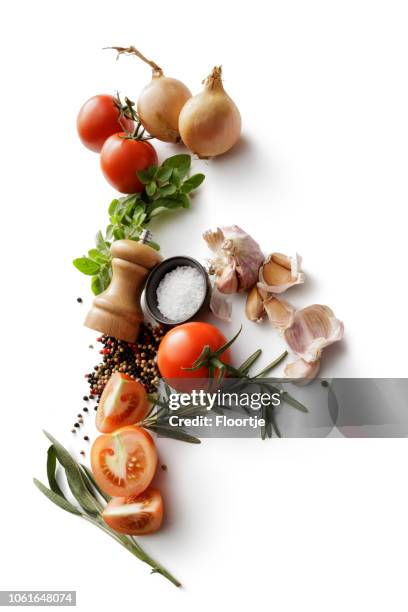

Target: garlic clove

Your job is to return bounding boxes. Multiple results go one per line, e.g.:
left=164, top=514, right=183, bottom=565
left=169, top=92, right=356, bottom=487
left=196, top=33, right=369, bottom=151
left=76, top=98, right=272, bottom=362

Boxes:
left=284, top=305, right=344, bottom=362
left=258, top=253, right=304, bottom=294
left=284, top=358, right=321, bottom=381
left=210, top=287, right=232, bottom=322
left=264, top=297, right=295, bottom=331
left=216, top=263, right=239, bottom=293
left=245, top=285, right=264, bottom=322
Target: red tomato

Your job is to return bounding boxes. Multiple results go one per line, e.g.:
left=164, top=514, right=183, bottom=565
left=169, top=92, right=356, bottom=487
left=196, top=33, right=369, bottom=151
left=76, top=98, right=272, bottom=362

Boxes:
left=96, top=373, right=150, bottom=433
left=91, top=425, right=157, bottom=497
left=100, top=134, right=158, bottom=194
left=77, top=95, right=134, bottom=153
left=157, top=322, right=231, bottom=390
left=102, top=487, right=163, bottom=535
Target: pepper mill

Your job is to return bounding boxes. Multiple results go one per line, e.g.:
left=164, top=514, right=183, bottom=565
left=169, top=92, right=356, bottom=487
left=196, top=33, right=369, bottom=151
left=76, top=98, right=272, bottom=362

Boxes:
left=85, top=231, right=162, bottom=342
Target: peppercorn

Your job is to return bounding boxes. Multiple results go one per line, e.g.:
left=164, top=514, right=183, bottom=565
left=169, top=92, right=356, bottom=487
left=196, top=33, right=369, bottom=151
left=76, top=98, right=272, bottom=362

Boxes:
left=77, top=297, right=83, bottom=303
left=84, top=436, right=89, bottom=441
left=74, top=423, right=80, bottom=428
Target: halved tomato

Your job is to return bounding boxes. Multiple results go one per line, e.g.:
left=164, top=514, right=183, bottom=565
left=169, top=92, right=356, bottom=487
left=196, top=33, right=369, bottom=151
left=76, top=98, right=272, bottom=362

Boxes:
left=102, top=487, right=163, bottom=535
left=96, top=373, right=150, bottom=433
left=91, top=426, right=157, bottom=497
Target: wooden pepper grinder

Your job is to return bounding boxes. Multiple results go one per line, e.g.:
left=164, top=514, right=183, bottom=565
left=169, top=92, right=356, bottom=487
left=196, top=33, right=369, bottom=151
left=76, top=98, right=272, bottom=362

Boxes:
left=85, top=231, right=162, bottom=342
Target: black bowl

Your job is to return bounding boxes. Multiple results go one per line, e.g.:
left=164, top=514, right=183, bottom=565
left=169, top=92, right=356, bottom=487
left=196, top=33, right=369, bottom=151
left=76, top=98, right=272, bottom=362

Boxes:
left=144, top=256, right=211, bottom=326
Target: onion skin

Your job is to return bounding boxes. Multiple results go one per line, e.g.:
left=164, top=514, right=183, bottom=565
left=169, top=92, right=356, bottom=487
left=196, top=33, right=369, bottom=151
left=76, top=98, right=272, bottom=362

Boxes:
left=179, top=66, right=241, bottom=158
left=137, top=73, right=192, bottom=143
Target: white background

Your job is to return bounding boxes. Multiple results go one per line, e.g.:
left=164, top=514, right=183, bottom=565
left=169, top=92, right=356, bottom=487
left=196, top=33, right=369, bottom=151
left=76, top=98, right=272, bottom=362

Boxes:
left=1, top=0, right=408, bottom=610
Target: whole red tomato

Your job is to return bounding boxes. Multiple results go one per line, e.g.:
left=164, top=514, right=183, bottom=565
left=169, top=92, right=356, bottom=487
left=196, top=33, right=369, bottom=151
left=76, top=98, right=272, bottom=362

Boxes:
left=77, top=95, right=134, bottom=153
left=157, top=322, right=231, bottom=391
left=100, top=134, right=158, bottom=194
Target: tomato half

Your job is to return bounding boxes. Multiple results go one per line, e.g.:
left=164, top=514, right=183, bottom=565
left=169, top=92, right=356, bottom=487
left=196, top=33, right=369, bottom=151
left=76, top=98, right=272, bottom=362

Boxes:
left=77, top=95, right=134, bottom=153
left=100, top=134, right=158, bottom=194
left=157, top=322, right=231, bottom=388
left=91, top=426, right=157, bottom=497
left=102, top=487, right=163, bottom=535
left=96, top=373, right=149, bottom=433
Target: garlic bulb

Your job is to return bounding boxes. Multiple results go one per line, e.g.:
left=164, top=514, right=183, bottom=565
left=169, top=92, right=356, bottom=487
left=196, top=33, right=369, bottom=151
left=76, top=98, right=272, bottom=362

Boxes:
left=209, top=287, right=232, bottom=322
left=110, top=46, right=191, bottom=142
left=258, top=253, right=304, bottom=294
left=284, top=305, right=344, bottom=363
left=179, top=66, right=241, bottom=158
left=204, top=226, right=264, bottom=293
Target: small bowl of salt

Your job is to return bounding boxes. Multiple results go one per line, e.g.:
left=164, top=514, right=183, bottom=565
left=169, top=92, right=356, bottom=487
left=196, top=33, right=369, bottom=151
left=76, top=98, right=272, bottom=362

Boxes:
left=144, top=256, right=210, bottom=325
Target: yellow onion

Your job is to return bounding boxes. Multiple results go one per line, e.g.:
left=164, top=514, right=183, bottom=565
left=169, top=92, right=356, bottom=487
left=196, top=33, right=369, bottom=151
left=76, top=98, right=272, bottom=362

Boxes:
left=110, top=46, right=191, bottom=143
left=179, top=66, right=241, bottom=158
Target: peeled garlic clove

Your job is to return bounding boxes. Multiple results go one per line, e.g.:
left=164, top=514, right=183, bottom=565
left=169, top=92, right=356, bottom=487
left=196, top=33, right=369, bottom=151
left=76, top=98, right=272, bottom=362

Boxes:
left=216, top=263, right=239, bottom=293
left=210, top=287, right=232, bottom=322
left=284, top=358, right=321, bottom=382
left=179, top=66, right=241, bottom=158
left=258, top=253, right=304, bottom=294
left=245, top=285, right=264, bottom=322
left=284, top=305, right=344, bottom=362
left=203, top=226, right=264, bottom=293
left=264, top=297, right=295, bottom=331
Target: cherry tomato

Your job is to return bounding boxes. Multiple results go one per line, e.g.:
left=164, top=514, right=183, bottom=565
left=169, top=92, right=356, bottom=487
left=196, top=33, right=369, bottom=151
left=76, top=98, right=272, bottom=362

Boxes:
left=77, top=95, right=134, bottom=153
left=102, top=487, right=163, bottom=535
left=91, top=425, right=157, bottom=497
left=96, top=373, right=149, bottom=433
left=100, top=134, right=158, bottom=194
left=157, top=322, right=231, bottom=389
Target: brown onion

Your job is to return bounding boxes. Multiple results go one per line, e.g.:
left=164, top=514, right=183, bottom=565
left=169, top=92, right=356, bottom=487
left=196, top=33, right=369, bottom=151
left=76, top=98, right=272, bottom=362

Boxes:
left=179, top=66, right=241, bottom=158
left=109, top=46, right=191, bottom=143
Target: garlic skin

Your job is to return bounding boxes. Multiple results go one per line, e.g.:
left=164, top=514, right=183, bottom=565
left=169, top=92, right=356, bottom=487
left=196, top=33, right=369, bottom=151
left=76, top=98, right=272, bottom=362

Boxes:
left=245, top=285, right=265, bottom=322
left=209, top=287, right=232, bottom=322
left=204, top=226, right=264, bottom=293
left=284, top=358, right=321, bottom=381
left=264, top=297, right=295, bottom=331
left=179, top=66, right=241, bottom=158
left=284, top=305, right=344, bottom=363
left=258, top=253, right=304, bottom=294
left=138, top=73, right=192, bottom=142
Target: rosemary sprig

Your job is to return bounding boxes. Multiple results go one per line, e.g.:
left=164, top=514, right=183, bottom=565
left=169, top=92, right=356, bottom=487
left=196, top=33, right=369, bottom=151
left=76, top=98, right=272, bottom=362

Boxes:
left=33, top=431, right=181, bottom=587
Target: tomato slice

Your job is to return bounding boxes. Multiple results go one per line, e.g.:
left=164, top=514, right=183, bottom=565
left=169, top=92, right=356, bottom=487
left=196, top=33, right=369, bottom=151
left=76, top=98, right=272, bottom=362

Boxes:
left=102, top=487, right=163, bottom=535
left=96, top=373, right=150, bottom=433
left=91, top=426, right=157, bottom=497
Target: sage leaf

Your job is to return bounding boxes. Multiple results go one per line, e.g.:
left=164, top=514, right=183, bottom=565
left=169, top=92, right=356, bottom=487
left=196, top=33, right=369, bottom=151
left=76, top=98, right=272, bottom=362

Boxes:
left=43, top=431, right=100, bottom=516
left=162, top=154, right=191, bottom=178
left=156, top=166, right=173, bottom=182
left=46, top=446, right=64, bottom=497
left=80, top=464, right=111, bottom=503
left=158, top=184, right=177, bottom=197
left=33, top=478, right=82, bottom=516
left=147, top=425, right=201, bottom=444
left=146, top=182, right=157, bottom=197
left=73, top=257, right=100, bottom=276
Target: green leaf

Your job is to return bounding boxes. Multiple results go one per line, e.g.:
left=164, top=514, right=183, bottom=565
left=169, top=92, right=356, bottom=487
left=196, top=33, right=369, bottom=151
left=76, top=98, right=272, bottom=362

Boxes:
left=156, top=166, right=173, bottom=182
left=80, top=464, right=111, bottom=503
left=73, top=257, right=100, bottom=276
left=149, top=206, right=169, bottom=218
left=108, top=199, right=120, bottom=216
left=95, top=230, right=110, bottom=253
left=91, top=274, right=103, bottom=295
left=146, top=425, right=201, bottom=444
left=88, top=249, right=110, bottom=264
left=33, top=478, right=82, bottom=516
left=146, top=182, right=157, bottom=197
left=180, top=173, right=205, bottom=193
left=162, top=154, right=191, bottom=178
left=170, top=169, right=181, bottom=187
left=43, top=431, right=100, bottom=516
left=46, top=446, right=64, bottom=497
left=158, top=184, right=177, bottom=197
left=179, top=193, right=190, bottom=208
left=113, top=226, right=125, bottom=240
left=136, top=169, right=151, bottom=184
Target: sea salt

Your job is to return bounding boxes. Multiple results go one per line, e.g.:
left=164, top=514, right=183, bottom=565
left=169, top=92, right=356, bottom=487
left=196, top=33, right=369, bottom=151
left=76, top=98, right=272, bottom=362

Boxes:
left=156, top=266, right=206, bottom=321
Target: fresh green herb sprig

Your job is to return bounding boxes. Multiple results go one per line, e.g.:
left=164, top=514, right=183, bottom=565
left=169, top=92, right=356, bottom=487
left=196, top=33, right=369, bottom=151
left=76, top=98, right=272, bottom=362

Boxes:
left=140, top=329, right=308, bottom=443
left=73, top=154, right=205, bottom=295
left=34, top=432, right=181, bottom=587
